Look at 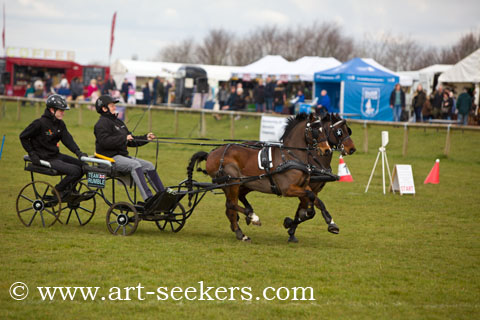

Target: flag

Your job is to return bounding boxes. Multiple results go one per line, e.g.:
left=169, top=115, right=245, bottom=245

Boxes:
left=2, top=4, right=5, bottom=50
left=109, top=11, right=117, bottom=58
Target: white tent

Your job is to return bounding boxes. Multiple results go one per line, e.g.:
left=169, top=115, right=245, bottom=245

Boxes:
left=439, top=49, right=480, bottom=83
left=111, top=59, right=241, bottom=97
left=232, top=55, right=291, bottom=80
left=362, top=58, right=413, bottom=87
left=285, top=56, right=341, bottom=81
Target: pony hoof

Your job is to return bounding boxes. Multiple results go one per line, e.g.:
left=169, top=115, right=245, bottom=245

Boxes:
left=283, top=217, right=294, bottom=229
left=288, top=235, right=298, bottom=243
left=247, top=213, right=262, bottom=226
left=241, top=235, right=251, bottom=242
left=328, top=223, right=339, bottom=234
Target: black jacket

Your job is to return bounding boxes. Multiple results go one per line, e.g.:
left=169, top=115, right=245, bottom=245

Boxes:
left=20, top=108, right=81, bottom=159
left=253, top=85, right=265, bottom=104
left=94, top=112, right=148, bottom=157
left=389, top=89, right=406, bottom=108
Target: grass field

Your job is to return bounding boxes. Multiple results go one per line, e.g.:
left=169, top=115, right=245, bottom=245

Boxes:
left=0, top=103, right=479, bottom=319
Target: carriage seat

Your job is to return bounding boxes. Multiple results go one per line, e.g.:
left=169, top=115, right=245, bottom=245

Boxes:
left=23, top=155, right=59, bottom=176
left=93, top=153, right=131, bottom=180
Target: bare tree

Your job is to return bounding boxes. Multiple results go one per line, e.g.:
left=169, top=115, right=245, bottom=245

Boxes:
left=156, top=38, right=197, bottom=63
left=196, top=29, right=234, bottom=65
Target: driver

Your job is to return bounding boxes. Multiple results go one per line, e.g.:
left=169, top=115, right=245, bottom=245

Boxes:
left=19, top=94, right=88, bottom=199
left=93, top=95, right=164, bottom=203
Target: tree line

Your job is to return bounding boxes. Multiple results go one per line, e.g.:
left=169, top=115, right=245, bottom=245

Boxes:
left=155, top=21, right=480, bottom=71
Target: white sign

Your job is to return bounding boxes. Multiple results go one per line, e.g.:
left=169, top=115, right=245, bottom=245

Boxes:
left=390, top=164, right=415, bottom=195
left=259, top=116, right=288, bottom=142
left=6, top=47, right=75, bottom=61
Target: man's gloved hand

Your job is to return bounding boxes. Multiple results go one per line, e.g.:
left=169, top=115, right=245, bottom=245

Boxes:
left=29, top=152, right=41, bottom=166
left=76, top=151, right=88, bottom=160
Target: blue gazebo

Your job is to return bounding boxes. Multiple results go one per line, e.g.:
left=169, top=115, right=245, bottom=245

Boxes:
left=314, top=58, right=399, bottom=121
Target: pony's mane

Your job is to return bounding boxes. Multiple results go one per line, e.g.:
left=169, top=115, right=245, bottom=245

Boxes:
left=280, top=113, right=309, bottom=142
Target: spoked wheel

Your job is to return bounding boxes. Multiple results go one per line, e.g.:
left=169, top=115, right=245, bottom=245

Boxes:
left=106, top=202, right=139, bottom=236
left=16, top=181, right=62, bottom=227
left=155, top=203, right=187, bottom=233
left=62, top=180, right=97, bottom=226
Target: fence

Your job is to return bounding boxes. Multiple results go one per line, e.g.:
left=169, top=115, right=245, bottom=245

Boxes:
left=1, top=95, right=479, bottom=157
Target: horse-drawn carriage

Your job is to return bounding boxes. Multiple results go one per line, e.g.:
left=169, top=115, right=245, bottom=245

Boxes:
left=16, top=113, right=356, bottom=242
left=16, top=154, right=212, bottom=236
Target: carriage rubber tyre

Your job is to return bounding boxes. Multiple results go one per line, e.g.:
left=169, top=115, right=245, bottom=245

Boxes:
left=155, top=203, right=187, bottom=233
left=62, top=180, right=96, bottom=226
left=106, top=202, right=139, bottom=236
left=16, top=181, right=62, bottom=228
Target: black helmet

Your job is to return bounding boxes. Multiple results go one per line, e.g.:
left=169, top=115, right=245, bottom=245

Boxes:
left=95, top=95, right=119, bottom=113
left=46, top=94, right=69, bottom=110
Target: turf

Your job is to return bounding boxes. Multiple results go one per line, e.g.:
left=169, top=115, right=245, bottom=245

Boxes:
left=0, top=103, right=479, bottom=319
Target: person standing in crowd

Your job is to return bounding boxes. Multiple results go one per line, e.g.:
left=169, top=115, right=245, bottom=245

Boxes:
left=389, top=83, right=405, bottom=122
left=273, top=81, right=286, bottom=114
left=456, top=88, right=472, bottom=125
left=142, top=82, right=151, bottom=105
left=56, top=78, right=71, bottom=99
left=265, top=77, right=275, bottom=113
left=431, top=84, right=444, bottom=119
left=120, top=78, right=131, bottom=102
left=164, top=80, right=172, bottom=104
left=157, top=78, right=165, bottom=105
left=86, top=79, right=99, bottom=100
left=45, top=73, right=53, bottom=94
left=317, top=89, right=331, bottom=116
left=71, top=77, right=84, bottom=101
left=152, top=76, right=160, bottom=105
left=102, top=75, right=117, bottom=95
left=19, top=94, right=88, bottom=200
left=422, top=96, right=433, bottom=122
left=412, top=84, right=426, bottom=122
left=217, top=83, right=229, bottom=109
left=441, top=90, right=453, bottom=120
left=34, top=79, right=45, bottom=98
left=253, top=79, right=266, bottom=113
left=94, top=95, right=164, bottom=203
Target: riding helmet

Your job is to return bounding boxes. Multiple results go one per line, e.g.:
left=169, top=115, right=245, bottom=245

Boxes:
left=95, top=95, right=120, bottom=113
left=46, top=94, right=69, bottom=110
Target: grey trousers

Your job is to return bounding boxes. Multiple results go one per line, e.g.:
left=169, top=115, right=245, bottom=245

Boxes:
left=113, top=155, right=164, bottom=201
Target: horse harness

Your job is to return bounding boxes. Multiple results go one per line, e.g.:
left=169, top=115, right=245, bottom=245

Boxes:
left=213, top=121, right=337, bottom=195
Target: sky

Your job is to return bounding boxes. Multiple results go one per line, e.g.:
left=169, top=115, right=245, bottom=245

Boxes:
left=4, top=0, right=480, bottom=65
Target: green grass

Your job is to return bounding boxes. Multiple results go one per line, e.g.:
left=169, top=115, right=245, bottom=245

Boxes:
left=0, top=103, right=479, bottom=319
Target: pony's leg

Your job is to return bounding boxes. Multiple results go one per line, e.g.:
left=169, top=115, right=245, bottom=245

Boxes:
left=224, top=186, right=250, bottom=241
left=238, top=188, right=261, bottom=226
left=283, top=197, right=316, bottom=243
left=312, top=194, right=339, bottom=234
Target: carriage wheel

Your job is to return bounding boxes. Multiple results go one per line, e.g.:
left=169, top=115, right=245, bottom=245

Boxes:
left=16, top=181, right=62, bottom=228
left=62, top=180, right=96, bottom=226
left=106, top=202, right=139, bottom=236
left=155, top=203, right=187, bottom=233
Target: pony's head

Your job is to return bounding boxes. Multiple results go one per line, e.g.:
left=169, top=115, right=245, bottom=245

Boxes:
left=323, top=113, right=356, bottom=156
left=281, top=113, right=331, bottom=156
left=305, top=113, right=331, bottom=156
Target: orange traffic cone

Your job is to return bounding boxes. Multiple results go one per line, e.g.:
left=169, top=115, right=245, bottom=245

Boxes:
left=424, top=159, right=440, bottom=184
left=338, top=155, right=353, bottom=182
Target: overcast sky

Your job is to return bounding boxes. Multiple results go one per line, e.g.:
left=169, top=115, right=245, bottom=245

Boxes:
left=5, top=0, right=480, bottom=65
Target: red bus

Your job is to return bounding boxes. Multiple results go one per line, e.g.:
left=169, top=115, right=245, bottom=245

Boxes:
left=0, top=57, right=109, bottom=97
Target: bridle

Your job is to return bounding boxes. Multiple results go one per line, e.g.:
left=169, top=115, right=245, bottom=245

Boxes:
left=305, top=118, right=329, bottom=154
left=326, top=119, right=352, bottom=152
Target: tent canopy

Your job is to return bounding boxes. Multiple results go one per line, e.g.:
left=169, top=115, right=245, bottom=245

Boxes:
left=232, top=55, right=341, bottom=81
left=111, top=59, right=241, bottom=83
left=438, top=48, right=480, bottom=83
left=315, top=57, right=398, bottom=83
left=314, top=58, right=399, bottom=121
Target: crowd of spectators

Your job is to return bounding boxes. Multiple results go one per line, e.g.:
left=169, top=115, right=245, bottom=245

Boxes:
left=393, top=83, right=477, bottom=125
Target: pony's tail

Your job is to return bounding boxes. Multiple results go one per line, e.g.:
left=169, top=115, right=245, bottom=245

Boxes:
left=186, top=151, right=209, bottom=204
